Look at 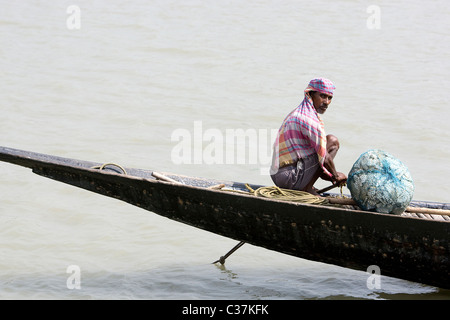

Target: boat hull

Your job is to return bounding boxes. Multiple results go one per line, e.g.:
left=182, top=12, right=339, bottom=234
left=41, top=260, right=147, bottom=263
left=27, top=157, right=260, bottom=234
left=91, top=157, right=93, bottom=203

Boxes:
left=1, top=146, right=449, bottom=289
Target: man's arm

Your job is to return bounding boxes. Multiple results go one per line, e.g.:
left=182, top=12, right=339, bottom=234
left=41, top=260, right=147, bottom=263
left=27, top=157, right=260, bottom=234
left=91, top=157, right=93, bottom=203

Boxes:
left=322, top=135, right=347, bottom=185
left=323, top=156, right=347, bottom=185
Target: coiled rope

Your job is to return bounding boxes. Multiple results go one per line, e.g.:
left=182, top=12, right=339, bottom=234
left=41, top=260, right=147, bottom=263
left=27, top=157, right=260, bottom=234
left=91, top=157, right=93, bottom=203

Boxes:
left=245, top=184, right=331, bottom=205
left=91, top=163, right=127, bottom=175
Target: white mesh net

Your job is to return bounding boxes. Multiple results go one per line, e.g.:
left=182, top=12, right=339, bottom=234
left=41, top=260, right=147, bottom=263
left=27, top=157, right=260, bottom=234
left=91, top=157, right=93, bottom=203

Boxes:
left=347, top=149, right=414, bottom=214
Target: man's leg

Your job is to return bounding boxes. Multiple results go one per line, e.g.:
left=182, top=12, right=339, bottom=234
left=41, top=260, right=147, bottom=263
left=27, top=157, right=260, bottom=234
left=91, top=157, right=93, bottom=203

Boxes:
left=303, top=135, right=340, bottom=194
left=302, top=169, right=322, bottom=195
left=326, top=134, right=340, bottom=160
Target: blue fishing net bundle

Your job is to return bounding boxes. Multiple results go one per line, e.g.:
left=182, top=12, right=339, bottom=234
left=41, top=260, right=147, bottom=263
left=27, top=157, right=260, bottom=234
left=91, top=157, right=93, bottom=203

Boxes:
left=347, top=149, right=414, bottom=214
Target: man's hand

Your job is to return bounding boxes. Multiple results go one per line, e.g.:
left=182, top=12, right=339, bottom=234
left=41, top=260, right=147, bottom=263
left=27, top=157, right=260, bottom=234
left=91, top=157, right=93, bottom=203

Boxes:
left=332, top=172, right=347, bottom=186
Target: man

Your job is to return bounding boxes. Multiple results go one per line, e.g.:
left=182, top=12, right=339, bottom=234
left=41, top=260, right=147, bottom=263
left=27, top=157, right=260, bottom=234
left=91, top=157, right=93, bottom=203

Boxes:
left=270, top=78, right=347, bottom=195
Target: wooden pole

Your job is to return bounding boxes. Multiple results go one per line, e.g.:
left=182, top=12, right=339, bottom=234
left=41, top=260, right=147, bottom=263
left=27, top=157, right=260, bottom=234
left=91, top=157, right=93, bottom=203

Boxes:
left=212, top=241, right=246, bottom=265
left=151, top=172, right=182, bottom=184
left=404, top=206, right=450, bottom=216
left=325, top=197, right=450, bottom=216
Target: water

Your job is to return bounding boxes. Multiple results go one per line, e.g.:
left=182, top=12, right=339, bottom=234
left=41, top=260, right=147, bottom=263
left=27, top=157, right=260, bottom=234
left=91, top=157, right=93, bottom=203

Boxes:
left=0, top=0, right=449, bottom=300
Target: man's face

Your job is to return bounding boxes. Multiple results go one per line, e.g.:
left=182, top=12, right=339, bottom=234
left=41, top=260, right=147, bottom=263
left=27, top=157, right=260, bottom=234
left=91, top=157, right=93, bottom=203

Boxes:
left=310, top=91, right=333, bottom=114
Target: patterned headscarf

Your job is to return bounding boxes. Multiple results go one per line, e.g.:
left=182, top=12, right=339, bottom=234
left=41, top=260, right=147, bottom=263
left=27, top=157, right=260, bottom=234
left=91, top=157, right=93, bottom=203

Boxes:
left=305, top=77, right=336, bottom=96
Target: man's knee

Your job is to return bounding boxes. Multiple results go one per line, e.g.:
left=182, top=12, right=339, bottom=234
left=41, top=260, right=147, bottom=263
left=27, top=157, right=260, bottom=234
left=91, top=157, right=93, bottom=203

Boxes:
left=326, top=134, right=340, bottom=150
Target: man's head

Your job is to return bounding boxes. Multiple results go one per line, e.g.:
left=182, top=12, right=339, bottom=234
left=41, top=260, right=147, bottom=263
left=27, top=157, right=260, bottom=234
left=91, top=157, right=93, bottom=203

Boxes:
left=309, top=91, right=333, bottom=114
left=305, top=78, right=335, bottom=114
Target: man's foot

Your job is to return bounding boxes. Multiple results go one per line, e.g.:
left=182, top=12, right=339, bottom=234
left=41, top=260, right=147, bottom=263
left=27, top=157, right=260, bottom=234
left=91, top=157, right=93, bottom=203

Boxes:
left=304, top=186, right=320, bottom=196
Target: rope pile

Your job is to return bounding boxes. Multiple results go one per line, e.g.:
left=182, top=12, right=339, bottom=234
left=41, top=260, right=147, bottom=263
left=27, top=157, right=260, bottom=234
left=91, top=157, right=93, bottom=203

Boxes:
left=244, top=184, right=332, bottom=205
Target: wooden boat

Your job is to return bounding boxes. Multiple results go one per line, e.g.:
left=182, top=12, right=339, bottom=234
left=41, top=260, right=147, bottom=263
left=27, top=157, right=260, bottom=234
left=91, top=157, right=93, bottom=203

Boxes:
left=0, top=146, right=449, bottom=289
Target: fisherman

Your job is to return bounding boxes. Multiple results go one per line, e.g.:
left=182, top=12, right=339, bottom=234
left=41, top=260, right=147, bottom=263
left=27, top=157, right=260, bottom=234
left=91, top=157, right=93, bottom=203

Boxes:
left=270, top=78, right=347, bottom=195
